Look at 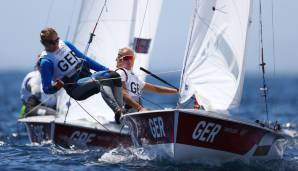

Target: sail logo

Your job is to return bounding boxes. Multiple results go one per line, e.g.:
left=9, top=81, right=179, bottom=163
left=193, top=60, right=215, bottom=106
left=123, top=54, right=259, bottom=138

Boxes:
left=148, top=117, right=166, bottom=139
left=70, top=131, right=96, bottom=145
left=192, top=121, right=221, bottom=143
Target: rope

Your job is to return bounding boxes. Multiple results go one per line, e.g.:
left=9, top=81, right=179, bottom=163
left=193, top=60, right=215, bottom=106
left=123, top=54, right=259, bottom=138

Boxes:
left=138, top=0, right=150, bottom=37
left=58, top=75, right=170, bottom=110
left=21, top=75, right=168, bottom=134
left=73, top=99, right=111, bottom=132
left=19, top=95, right=56, bottom=119
left=84, top=0, right=108, bottom=54
left=63, top=0, right=108, bottom=123
left=44, top=0, right=55, bottom=26
left=63, top=98, right=71, bottom=124
left=62, top=68, right=182, bottom=86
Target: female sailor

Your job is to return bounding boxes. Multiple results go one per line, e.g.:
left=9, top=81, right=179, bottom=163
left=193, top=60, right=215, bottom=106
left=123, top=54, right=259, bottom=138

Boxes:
left=39, top=27, right=123, bottom=124
left=115, top=47, right=178, bottom=113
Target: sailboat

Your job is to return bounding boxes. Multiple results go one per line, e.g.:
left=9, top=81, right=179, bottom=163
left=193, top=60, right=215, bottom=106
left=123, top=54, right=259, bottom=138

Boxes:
left=121, top=0, right=295, bottom=163
left=17, top=0, right=164, bottom=148
left=18, top=0, right=295, bottom=163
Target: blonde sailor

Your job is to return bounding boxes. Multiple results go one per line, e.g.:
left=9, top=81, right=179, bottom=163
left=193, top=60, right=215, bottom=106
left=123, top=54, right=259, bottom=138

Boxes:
left=115, top=47, right=178, bottom=113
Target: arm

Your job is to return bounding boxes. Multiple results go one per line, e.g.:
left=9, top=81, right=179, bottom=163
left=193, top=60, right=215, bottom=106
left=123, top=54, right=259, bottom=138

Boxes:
left=143, top=83, right=178, bottom=94
left=40, top=58, right=59, bottom=94
left=64, top=41, right=109, bottom=72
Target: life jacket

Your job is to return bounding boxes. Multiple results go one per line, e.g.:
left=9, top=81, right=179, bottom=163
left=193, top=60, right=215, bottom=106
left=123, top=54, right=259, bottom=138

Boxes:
left=115, top=68, right=145, bottom=103
left=40, top=40, right=83, bottom=81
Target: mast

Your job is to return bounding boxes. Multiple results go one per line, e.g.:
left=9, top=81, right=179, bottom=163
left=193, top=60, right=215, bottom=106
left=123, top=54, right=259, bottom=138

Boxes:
left=258, top=0, right=270, bottom=122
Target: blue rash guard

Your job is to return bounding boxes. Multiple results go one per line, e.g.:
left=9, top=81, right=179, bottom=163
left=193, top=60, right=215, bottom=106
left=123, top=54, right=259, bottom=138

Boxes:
left=40, top=41, right=109, bottom=94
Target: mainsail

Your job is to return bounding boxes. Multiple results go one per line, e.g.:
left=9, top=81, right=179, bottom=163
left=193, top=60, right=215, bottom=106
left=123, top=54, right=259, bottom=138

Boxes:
left=132, top=0, right=163, bottom=79
left=56, top=0, right=163, bottom=122
left=179, top=0, right=252, bottom=111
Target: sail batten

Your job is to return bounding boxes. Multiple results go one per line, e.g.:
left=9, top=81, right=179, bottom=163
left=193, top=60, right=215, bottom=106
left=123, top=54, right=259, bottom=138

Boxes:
left=179, top=0, right=252, bottom=111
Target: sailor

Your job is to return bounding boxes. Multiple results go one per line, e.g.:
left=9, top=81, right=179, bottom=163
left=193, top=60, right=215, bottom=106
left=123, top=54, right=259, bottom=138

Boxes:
left=20, top=62, right=57, bottom=118
left=115, top=47, right=178, bottom=113
left=39, top=27, right=123, bottom=124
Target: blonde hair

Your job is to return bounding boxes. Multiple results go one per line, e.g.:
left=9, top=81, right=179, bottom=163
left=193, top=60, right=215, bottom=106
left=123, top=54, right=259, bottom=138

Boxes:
left=40, top=27, right=58, bottom=41
left=116, top=47, right=135, bottom=68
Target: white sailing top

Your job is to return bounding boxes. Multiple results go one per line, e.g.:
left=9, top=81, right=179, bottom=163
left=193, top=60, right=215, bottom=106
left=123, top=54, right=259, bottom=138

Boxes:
left=116, top=68, right=145, bottom=102
left=20, top=70, right=57, bottom=108
left=21, top=71, right=41, bottom=102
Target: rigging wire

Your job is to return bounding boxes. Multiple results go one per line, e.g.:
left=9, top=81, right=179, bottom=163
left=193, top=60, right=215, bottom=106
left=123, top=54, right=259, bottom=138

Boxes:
left=63, top=75, right=166, bottom=125
left=64, top=0, right=108, bottom=124
left=138, top=0, right=149, bottom=37
left=65, top=0, right=78, bottom=40
left=65, top=77, right=166, bottom=109
left=271, top=0, right=277, bottom=77
left=44, top=0, right=55, bottom=26
left=62, top=1, right=79, bottom=123
left=19, top=95, right=57, bottom=119
left=84, top=0, right=108, bottom=55
left=62, top=0, right=174, bottom=124
left=73, top=99, right=111, bottom=132
left=258, top=0, right=270, bottom=123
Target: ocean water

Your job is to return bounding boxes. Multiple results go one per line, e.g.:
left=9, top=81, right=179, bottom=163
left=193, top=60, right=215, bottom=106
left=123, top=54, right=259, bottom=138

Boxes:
left=0, top=71, right=297, bottom=171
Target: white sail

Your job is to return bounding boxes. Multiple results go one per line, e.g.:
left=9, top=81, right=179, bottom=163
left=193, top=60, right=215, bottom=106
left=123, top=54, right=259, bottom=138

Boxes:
left=179, top=0, right=252, bottom=111
left=129, top=0, right=163, bottom=79
left=57, top=0, right=136, bottom=122
left=147, top=0, right=193, bottom=73
left=57, top=0, right=163, bottom=122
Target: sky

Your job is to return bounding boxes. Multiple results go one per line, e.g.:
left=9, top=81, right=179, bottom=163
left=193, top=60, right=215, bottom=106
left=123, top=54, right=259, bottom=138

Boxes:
left=0, top=0, right=297, bottom=75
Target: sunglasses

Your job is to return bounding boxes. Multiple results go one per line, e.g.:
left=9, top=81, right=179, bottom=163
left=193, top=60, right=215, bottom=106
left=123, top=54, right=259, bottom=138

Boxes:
left=43, top=37, right=59, bottom=45
left=120, top=55, right=134, bottom=61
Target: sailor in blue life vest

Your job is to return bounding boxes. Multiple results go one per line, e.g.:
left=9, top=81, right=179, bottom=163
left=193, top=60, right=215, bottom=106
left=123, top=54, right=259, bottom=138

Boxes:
left=20, top=60, right=57, bottom=118
left=115, top=47, right=178, bottom=113
left=39, top=27, right=123, bottom=124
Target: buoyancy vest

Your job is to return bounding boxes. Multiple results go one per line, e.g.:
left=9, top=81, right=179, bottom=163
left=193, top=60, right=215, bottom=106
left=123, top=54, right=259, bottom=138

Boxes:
left=116, top=68, right=145, bottom=103
left=40, top=41, right=83, bottom=81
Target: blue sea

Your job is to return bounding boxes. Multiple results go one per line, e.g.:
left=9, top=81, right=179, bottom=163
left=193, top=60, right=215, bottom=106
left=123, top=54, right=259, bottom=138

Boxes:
left=0, top=71, right=297, bottom=171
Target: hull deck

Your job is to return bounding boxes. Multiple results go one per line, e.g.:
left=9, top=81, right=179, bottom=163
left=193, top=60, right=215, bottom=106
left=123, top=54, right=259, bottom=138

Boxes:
left=123, top=109, right=289, bottom=162
left=19, top=116, right=131, bottom=148
left=19, top=109, right=291, bottom=163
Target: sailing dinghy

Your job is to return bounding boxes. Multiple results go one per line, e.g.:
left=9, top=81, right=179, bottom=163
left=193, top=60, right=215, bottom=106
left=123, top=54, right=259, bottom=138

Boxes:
left=18, top=0, right=163, bottom=148
left=18, top=0, right=296, bottom=163
left=122, top=0, right=295, bottom=163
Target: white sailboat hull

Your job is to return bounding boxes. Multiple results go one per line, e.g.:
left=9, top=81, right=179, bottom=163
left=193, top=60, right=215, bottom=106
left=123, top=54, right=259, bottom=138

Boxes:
left=123, top=109, right=289, bottom=163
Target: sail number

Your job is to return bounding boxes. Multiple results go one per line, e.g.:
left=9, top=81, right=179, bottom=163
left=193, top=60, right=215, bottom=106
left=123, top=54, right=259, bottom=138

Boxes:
left=149, top=117, right=166, bottom=139
left=70, top=131, right=96, bottom=144
left=192, top=121, right=221, bottom=143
